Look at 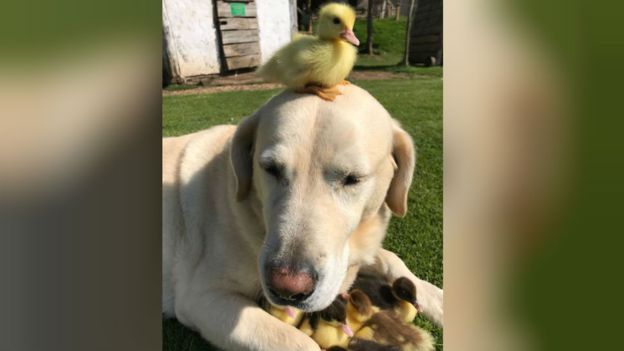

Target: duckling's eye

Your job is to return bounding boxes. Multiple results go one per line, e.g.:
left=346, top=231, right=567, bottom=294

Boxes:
left=332, top=17, right=341, bottom=25
left=342, top=174, right=361, bottom=186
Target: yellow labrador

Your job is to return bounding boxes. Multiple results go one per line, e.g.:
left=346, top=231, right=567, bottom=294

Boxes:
left=162, top=84, right=443, bottom=351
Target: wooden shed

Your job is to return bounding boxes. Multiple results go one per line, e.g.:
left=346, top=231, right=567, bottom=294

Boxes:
left=408, top=0, right=442, bottom=66
left=163, top=0, right=297, bottom=84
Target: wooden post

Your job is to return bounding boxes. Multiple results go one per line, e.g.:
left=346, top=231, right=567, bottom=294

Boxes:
left=306, top=0, right=312, bottom=33
left=366, top=0, right=374, bottom=55
left=396, top=5, right=401, bottom=20
left=380, top=0, right=387, bottom=19
left=402, top=0, right=418, bottom=66
left=289, top=0, right=298, bottom=36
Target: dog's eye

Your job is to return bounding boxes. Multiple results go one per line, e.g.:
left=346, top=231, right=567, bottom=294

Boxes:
left=262, top=163, right=283, bottom=179
left=342, top=174, right=361, bottom=186
left=333, top=17, right=341, bottom=25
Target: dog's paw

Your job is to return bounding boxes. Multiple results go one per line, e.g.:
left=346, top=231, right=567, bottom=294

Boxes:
left=255, top=327, right=320, bottom=351
left=417, top=282, right=443, bottom=327
left=272, top=328, right=320, bottom=351
left=290, top=334, right=321, bottom=351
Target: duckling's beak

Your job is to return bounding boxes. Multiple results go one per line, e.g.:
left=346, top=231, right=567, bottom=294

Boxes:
left=341, top=323, right=354, bottom=337
left=284, top=306, right=296, bottom=318
left=340, top=28, right=360, bottom=46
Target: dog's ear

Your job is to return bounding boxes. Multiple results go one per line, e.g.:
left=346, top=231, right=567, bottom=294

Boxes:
left=385, top=122, right=416, bottom=217
left=230, top=114, right=259, bottom=201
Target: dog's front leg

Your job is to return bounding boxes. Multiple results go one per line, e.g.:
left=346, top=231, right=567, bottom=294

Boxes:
left=177, top=289, right=320, bottom=351
left=360, top=248, right=444, bottom=327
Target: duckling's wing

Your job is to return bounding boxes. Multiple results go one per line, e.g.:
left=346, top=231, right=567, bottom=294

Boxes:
left=255, top=54, right=280, bottom=82
left=349, top=338, right=401, bottom=351
left=257, top=35, right=335, bottom=89
left=274, top=37, right=327, bottom=88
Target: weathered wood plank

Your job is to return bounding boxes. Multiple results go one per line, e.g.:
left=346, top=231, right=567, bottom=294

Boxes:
left=226, top=55, right=261, bottom=70
left=221, top=29, right=259, bottom=44
left=217, top=2, right=257, bottom=18
left=410, top=25, right=442, bottom=37
left=223, top=42, right=260, bottom=57
left=409, top=43, right=442, bottom=52
left=410, top=34, right=441, bottom=45
left=218, top=17, right=258, bottom=30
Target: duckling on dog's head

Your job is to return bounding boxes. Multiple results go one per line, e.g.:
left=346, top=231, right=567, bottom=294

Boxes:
left=230, top=85, right=417, bottom=312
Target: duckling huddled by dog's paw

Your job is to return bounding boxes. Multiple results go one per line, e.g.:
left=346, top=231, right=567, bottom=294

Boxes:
left=391, top=277, right=419, bottom=323
left=257, top=295, right=304, bottom=326
left=351, top=273, right=420, bottom=323
left=259, top=274, right=434, bottom=351
left=352, top=311, right=434, bottom=351
left=345, top=286, right=433, bottom=351
left=305, top=296, right=354, bottom=349
left=345, top=289, right=376, bottom=332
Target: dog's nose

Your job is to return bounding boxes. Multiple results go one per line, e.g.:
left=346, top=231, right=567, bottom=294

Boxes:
left=267, top=264, right=317, bottom=302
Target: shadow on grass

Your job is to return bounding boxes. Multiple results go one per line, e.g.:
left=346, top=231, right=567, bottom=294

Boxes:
left=163, top=318, right=221, bottom=351
left=354, top=63, right=403, bottom=71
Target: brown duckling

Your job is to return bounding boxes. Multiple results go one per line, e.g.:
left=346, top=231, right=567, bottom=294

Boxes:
left=351, top=273, right=420, bottom=323
left=353, top=311, right=434, bottom=351
left=345, top=289, right=376, bottom=332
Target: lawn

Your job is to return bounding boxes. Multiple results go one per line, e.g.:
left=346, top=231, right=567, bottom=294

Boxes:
left=162, top=74, right=443, bottom=350
left=313, top=18, right=408, bottom=68
left=353, top=18, right=408, bottom=68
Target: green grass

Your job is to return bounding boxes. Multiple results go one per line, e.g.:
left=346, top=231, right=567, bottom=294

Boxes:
left=164, top=84, right=198, bottom=92
left=162, top=76, right=443, bottom=350
left=163, top=89, right=278, bottom=136
left=311, top=18, right=408, bottom=68
left=386, top=65, right=443, bottom=77
left=353, top=18, right=407, bottom=67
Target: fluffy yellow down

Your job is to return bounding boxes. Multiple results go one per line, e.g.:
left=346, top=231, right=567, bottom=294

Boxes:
left=256, top=3, right=358, bottom=89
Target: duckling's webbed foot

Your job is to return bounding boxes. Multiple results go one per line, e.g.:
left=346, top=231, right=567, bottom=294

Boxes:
left=296, top=84, right=342, bottom=101
left=338, top=80, right=351, bottom=86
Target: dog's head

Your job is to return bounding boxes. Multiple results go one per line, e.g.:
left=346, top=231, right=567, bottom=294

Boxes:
left=230, top=85, right=415, bottom=311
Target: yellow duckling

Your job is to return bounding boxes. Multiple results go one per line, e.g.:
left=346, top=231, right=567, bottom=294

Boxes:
left=257, top=296, right=303, bottom=326
left=345, top=289, right=376, bottom=332
left=300, top=296, right=354, bottom=349
left=391, top=277, right=419, bottom=323
left=298, top=318, right=315, bottom=337
left=312, top=316, right=353, bottom=349
left=351, top=274, right=420, bottom=323
left=255, top=3, right=359, bottom=101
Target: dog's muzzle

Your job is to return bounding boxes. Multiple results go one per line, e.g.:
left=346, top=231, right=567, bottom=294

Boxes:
left=265, top=260, right=318, bottom=304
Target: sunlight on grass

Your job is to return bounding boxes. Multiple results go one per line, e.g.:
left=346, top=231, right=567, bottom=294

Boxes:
left=353, top=18, right=407, bottom=68
left=311, top=18, right=407, bottom=68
